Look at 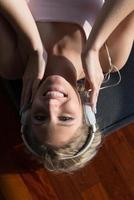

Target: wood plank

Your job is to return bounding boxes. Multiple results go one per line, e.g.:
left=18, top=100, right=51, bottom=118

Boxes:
left=0, top=191, right=6, bottom=200
left=0, top=174, right=33, bottom=200
left=94, top=131, right=134, bottom=200
left=21, top=171, right=59, bottom=200
left=47, top=172, right=84, bottom=200
left=82, top=182, right=110, bottom=200
left=105, top=130, right=134, bottom=196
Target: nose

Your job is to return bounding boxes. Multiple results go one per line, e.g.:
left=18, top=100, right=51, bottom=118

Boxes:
left=48, top=99, right=60, bottom=108
left=47, top=99, right=60, bottom=118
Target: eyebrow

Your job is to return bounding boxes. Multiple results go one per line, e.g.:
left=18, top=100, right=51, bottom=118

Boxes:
left=57, top=123, right=75, bottom=127
left=32, top=121, right=75, bottom=127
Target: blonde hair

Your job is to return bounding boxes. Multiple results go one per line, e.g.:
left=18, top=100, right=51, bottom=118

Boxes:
left=22, top=116, right=102, bottom=173
left=41, top=126, right=102, bottom=173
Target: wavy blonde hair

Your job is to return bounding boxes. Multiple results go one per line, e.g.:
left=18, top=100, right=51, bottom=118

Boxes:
left=41, top=126, right=102, bottom=173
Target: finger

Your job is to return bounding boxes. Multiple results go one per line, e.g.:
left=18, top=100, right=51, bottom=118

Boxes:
left=31, top=79, right=41, bottom=101
left=20, top=80, right=33, bottom=108
left=89, top=87, right=99, bottom=113
left=84, top=79, right=92, bottom=93
left=37, top=57, right=46, bottom=80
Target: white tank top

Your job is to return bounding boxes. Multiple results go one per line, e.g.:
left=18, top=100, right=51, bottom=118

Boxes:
left=26, top=0, right=104, bottom=39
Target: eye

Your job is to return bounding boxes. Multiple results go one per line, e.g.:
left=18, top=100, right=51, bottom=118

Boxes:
left=58, top=116, right=74, bottom=121
left=34, top=115, right=47, bottom=121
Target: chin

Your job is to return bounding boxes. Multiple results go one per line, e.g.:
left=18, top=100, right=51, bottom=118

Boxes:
left=37, top=75, right=79, bottom=100
left=44, top=75, right=68, bottom=83
left=40, top=75, right=72, bottom=91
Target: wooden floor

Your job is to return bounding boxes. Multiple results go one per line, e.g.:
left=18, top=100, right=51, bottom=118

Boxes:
left=0, top=82, right=134, bottom=200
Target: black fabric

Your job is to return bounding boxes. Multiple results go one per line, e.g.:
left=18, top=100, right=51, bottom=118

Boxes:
left=1, top=45, right=134, bottom=136
left=96, top=45, right=134, bottom=135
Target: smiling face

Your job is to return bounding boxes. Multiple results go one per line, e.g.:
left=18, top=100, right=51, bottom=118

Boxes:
left=31, top=75, right=83, bottom=147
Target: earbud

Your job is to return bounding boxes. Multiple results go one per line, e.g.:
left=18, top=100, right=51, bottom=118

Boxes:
left=81, top=91, right=97, bottom=132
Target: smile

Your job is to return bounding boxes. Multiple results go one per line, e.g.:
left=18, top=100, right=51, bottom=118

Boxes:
left=46, top=91, right=64, bottom=97
left=43, top=86, right=68, bottom=97
left=43, top=90, right=68, bottom=100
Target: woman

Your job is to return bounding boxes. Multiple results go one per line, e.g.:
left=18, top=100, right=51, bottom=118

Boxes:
left=0, top=0, right=133, bottom=172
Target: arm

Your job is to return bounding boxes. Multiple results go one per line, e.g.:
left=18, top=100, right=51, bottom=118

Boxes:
left=83, top=0, right=134, bottom=113
left=86, top=0, right=134, bottom=51
left=0, top=0, right=47, bottom=107
left=0, top=0, right=43, bottom=53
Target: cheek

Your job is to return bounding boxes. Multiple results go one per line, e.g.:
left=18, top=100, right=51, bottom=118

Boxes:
left=71, top=97, right=82, bottom=111
left=32, top=125, right=48, bottom=143
left=32, top=98, right=45, bottom=112
left=64, top=102, right=83, bottom=118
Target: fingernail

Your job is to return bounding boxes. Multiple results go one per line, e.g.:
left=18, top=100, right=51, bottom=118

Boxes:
left=93, top=106, right=97, bottom=114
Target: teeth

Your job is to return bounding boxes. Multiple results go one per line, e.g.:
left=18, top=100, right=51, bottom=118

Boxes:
left=45, top=91, right=64, bottom=97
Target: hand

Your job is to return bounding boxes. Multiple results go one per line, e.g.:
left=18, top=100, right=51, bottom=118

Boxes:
left=82, top=50, right=104, bottom=113
left=20, top=49, right=47, bottom=109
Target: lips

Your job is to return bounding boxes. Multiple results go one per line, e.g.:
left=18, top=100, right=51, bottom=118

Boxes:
left=45, top=91, right=64, bottom=98
left=43, top=87, right=67, bottom=97
left=43, top=89, right=68, bottom=100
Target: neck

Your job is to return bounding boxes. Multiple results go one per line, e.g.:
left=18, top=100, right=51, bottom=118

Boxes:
left=43, top=43, right=85, bottom=89
left=52, top=46, right=85, bottom=80
left=43, top=54, right=77, bottom=88
left=62, top=50, right=85, bottom=80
